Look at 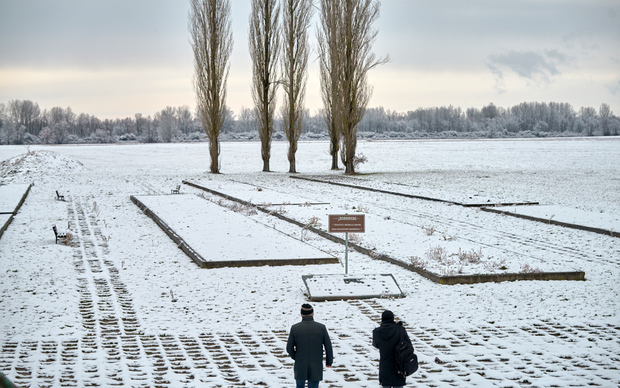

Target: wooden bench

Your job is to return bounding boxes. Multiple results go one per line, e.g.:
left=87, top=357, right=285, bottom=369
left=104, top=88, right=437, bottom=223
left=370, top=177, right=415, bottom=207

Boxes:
left=171, top=185, right=181, bottom=194
left=56, top=191, right=65, bottom=201
left=52, top=225, right=66, bottom=244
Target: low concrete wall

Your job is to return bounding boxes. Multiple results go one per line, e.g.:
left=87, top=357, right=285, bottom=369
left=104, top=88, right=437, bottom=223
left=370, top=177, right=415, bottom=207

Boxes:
left=0, top=214, right=14, bottom=240
left=130, top=195, right=209, bottom=268
left=290, top=175, right=538, bottom=207
left=481, top=207, right=618, bottom=238
left=0, top=183, right=32, bottom=240
left=184, top=180, right=585, bottom=285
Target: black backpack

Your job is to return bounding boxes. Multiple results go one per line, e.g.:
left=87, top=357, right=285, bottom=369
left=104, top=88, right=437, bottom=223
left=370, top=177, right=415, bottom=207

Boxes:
left=395, top=323, right=418, bottom=377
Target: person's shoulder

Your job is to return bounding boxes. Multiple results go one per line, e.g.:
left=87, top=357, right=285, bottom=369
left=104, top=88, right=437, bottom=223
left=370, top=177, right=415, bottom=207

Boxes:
left=291, top=320, right=304, bottom=328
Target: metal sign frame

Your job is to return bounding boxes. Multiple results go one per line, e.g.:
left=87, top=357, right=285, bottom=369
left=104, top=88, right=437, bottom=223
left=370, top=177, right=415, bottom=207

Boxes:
left=328, top=214, right=365, bottom=274
left=328, top=214, right=365, bottom=233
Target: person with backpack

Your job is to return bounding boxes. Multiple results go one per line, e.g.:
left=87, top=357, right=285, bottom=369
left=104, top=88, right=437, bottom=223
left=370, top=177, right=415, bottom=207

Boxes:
left=372, top=310, right=416, bottom=387
left=287, top=303, right=333, bottom=388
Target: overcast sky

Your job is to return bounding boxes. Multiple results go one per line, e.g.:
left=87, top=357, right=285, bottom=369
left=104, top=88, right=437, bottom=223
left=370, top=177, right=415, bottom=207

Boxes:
left=1, top=0, right=618, bottom=119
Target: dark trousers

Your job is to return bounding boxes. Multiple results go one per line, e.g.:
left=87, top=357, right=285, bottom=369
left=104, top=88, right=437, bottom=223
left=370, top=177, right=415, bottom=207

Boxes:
left=296, top=380, right=319, bottom=388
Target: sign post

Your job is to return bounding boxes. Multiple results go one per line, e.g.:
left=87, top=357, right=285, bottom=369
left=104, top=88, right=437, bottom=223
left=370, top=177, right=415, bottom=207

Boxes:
left=328, top=214, right=365, bottom=274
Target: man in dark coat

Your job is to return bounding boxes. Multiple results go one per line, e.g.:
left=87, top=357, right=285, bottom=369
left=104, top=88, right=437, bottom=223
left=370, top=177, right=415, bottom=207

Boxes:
left=372, top=310, right=412, bottom=388
left=287, top=303, right=333, bottom=388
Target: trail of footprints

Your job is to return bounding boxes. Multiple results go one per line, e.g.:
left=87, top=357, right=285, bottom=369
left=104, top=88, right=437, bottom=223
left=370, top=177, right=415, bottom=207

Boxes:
left=1, top=196, right=619, bottom=386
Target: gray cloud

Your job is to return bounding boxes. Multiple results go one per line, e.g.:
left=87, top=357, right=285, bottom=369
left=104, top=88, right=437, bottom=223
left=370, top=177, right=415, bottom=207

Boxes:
left=487, top=50, right=568, bottom=93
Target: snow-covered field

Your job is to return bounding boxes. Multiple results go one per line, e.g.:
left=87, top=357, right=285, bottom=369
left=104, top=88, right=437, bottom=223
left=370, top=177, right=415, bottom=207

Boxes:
left=1, top=138, right=619, bottom=387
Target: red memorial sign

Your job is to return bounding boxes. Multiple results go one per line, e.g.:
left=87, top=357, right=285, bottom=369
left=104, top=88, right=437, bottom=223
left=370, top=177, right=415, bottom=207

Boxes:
left=328, top=214, right=366, bottom=233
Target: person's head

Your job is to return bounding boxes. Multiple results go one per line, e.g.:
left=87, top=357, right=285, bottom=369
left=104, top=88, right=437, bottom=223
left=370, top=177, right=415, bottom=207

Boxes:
left=381, top=310, right=394, bottom=323
left=301, top=303, right=314, bottom=317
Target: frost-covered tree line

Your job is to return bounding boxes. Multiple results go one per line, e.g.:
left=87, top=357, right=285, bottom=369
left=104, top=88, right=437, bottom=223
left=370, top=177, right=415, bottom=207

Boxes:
left=0, top=99, right=618, bottom=145
left=358, top=102, right=620, bottom=139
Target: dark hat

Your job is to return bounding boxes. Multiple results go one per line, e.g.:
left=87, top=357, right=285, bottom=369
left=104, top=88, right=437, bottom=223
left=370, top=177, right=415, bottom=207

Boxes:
left=301, top=303, right=314, bottom=316
left=381, top=310, right=394, bottom=323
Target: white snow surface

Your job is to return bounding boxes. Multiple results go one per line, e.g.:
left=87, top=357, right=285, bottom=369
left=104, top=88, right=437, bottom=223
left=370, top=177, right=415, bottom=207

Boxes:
left=133, top=194, right=334, bottom=262
left=1, top=138, right=619, bottom=387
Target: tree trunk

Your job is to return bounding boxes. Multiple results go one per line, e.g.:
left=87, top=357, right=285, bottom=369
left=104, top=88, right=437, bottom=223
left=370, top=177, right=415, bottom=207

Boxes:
left=209, top=137, right=219, bottom=173
left=289, top=157, right=296, bottom=173
left=344, top=158, right=354, bottom=174
left=262, top=159, right=270, bottom=172
left=288, top=140, right=297, bottom=173
left=331, top=152, right=339, bottom=170
left=330, top=135, right=340, bottom=169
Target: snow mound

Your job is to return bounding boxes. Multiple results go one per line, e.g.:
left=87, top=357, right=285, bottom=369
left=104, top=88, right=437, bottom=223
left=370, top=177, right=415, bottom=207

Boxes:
left=0, top=150, right=85, bottom=182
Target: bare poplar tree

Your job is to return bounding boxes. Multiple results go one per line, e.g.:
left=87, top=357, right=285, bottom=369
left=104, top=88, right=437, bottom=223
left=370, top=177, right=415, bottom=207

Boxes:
left=318, top=0, right=387, bottom=174
left=249, top=0, right=281, bottom=172
left=317, top=0, right=343, bottom=170
left=189, top=0, right=233, bottom=174
left=281, top=0, right=313, bottom=173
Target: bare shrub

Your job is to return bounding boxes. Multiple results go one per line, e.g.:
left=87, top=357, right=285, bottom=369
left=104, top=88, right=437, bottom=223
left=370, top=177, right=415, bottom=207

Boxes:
left=268, top=206, right=287, bottom=215
left=348, top=233, right=361, bottom=244
left=228, top=203, right=258, bottom=216
left=306, top=216, right=321, bottom=228
left=441, top=264, right=464, bottom=276
left=425, top=246, right=449, bottom=264
left=520, top=263, right=543, bottom=273
left=353, top=153, right=368, bottom=169
left=442, top=233, right=456, bottom=241
left=355, top=204, right=369, bottom=213
left=458, top=248, right=484, bottom=264
left=483, top=258, right=507, bottom=271
left=422, top=225, right=435, bottom=236
left=409, top=255, right=426, bottom=269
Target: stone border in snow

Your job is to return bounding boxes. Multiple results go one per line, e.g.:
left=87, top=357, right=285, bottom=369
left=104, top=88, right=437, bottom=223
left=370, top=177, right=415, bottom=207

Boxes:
left=184, top=180, right=586, bottom=285
left=302, top=273, right=404, bottom=301
left=0, top=214, right=13, bottom=239
left=481, top=205, right=619, bottom=238
left=291, top=175, right=540, bottom=207
left=131, top=194, right=338, bottom=268
left=0, top=183, right=32, bottom=240
left=0, top=183, right=32, bottom=214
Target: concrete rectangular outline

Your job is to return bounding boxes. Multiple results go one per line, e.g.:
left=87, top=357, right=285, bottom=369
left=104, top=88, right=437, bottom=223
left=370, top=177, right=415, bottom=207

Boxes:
left=183, top=180, right=585, bottom=284
left=302, top=273, right=404, bottom=301
left=130, top=195, right=338, bottom=269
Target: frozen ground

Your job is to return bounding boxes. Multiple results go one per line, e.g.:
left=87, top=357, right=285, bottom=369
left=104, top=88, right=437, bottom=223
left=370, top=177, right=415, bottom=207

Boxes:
left=0, top=138, right=619, bottom=387
left=133, top=194, right=334, bottom=264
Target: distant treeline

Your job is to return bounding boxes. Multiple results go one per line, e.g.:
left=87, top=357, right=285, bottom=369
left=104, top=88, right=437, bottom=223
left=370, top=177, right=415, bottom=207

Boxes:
left=0, top=100, right=618, bottom=145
